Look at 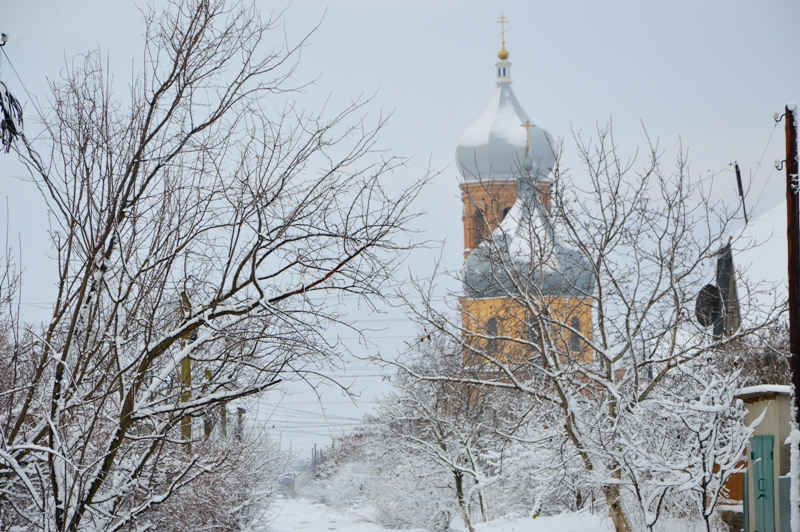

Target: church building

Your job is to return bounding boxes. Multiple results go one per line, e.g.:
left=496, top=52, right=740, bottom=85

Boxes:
left=456, top=21, right=595, bottom=364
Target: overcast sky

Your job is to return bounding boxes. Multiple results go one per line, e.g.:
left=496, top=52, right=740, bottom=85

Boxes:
left=2, top=0, right=799, bottom=454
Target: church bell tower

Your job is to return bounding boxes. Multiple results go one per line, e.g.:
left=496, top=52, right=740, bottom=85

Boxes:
left=456, top=18, right=594, bottom=363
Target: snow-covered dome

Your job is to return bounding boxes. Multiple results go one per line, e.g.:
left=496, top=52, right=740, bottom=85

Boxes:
left=460, top=45, right=593, bottom=299
left=456, top=54, right=556, bottom=182
left=463, top=171, right=595, bottom=299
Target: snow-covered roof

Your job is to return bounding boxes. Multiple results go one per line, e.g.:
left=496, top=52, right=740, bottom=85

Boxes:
left=734, top=200, right=788, bottom=288
left=456, top=58, right=555, bottom=183
left=737, top=384, right=792, bottom=400
left=464, top=173, right=595, bottom=299
left=460, top=52, right=592, bottom=299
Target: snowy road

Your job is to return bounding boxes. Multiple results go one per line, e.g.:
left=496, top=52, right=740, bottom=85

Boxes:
left=265, top=499, right=425, bottom=531
left=265, top=499, right=613, bottom=532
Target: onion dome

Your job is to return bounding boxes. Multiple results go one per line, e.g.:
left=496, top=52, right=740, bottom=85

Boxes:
left=498, top=42, right=509, bottom=61
left=464, top=178, right=595, bottom=299
left=464, top=145, right=595, bottom=299
left=460, top=31, right=594, bottom=299
left=455, top=47, right=556, bottom=183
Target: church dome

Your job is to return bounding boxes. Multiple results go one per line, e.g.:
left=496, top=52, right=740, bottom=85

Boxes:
left=463, top=176, right=595, bottom=299
left=456, top=57, right=556, bottom=182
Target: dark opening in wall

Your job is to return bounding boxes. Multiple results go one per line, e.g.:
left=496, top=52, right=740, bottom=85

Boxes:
left=570, top=317, right=581, bottom=352
left=487, top=317, right=499, bottom=355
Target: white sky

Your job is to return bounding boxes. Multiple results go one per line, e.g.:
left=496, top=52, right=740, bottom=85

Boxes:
left=2, top=0, right=799, bottom=455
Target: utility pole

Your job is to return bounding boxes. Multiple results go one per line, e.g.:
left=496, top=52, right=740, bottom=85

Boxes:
left=204, top=369, right=213, bottom=438
left=312, top=444, right=317, bottom=477
left=788, top=103, right=800, bottom=421
left=221, top=402, right=227, bottom=437
left=786, top=103, right=800, bottom=532
left=236, top=407, right=245, bottom=441
left=180, top=292, right=192, bottom=452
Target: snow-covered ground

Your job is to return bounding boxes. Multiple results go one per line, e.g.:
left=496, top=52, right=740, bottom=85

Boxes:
left=469, top=513, right=613, bottom=532
left=264, top=498, right=613, bottom=532
left=265, top=499, right=425, bottom=532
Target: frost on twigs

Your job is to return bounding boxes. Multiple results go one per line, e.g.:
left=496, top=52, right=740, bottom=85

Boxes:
left=371, top=125, right=784, bottom=532
left=0, top=0, right=429, bottom=529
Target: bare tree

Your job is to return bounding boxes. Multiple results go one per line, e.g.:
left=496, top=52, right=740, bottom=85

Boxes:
left=388, top=127, right=783, bottom=531
left=716, top=322, right=791, bottom=387
left=378, top=334, right=509, bottom=532
left=0, top=0, right=427, bottom=530
left=129, top=432, right=290, bottom=531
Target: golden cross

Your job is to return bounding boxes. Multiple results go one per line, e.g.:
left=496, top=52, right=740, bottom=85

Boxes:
left=520, top=120, right=535, bottom=149
left=497, top=15, right=509, bottom=44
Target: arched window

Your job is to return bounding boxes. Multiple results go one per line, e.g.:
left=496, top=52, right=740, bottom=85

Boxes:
left=570, top=317, right=581, bottom=352
left=502, top=205, right=511, bottom=221
left=472, top=210, right=487, bottom=247
left=486, top=318, right=499, bottom=355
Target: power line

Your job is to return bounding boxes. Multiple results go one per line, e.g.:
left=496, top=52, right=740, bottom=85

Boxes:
left=256, top=400, right=378, bottom=405
left=262, top=405, right=367, bottom=421
left=750, top=120, right=780, bottom=215
left=251, top=421, right=381, bottom=429
left=1, top=48, right=48, bottom=137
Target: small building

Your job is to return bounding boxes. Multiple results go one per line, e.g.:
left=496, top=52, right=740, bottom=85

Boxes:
left=737, top=385, right=792, bottom=532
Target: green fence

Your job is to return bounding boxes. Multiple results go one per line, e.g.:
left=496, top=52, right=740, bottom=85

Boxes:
left=743, top=438, right=791, bottom=532
left=779, top=476, right=790, bottom=532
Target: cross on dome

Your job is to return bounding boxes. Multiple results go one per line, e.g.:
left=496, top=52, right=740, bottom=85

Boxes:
left=494, top=15, right=512, bottom=84
left=520, top=120, right=536, bottom=150
left=459, top=17, right=595, bottom=305
left=520, top=120, right=536, bottom=174
left=455, top=18, right=556, bottom=184
left=497, top=15, right=509, bottom=60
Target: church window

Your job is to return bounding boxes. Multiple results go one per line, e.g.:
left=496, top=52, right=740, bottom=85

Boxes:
left=486, top=318, right=499, bottom=355
left=502, top=206, right=511, bottom=221
left=472, top=210, right=488, bottom=246
left=497, top=68, right=501, bottom=77
left=570, top=317, right=581, bottom=352
left=502, top=67, right=506, bottom=76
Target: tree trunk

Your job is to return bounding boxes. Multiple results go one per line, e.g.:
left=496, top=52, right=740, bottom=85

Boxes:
left=454, top=470, right=474, bottom=532
left=602, top=484, right=631, bottom=532
left=477, top=486, right=488, bottom=522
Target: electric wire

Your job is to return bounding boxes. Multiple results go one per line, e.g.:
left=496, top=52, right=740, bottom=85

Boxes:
left=1, top=48, right=48, bottom=134
left=0, top=45, right=421, bottom=453
left=750, top=121, right=780, bottom=215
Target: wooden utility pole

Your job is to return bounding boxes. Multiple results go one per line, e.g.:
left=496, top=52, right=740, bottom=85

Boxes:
left=236, top=407, right=245, bottom=441
left=786, top=104, right=800, bottom=532
left=204, top=369, right=213, bottom=438
left=180, top=292, right=192, bottom=452
left=788, top=104, right=800, bottom=416
left=221, top=403, right=227, bottom=437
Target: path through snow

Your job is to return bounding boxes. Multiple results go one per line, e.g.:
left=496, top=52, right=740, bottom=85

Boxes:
left=264, top=498, right=613, bottom=532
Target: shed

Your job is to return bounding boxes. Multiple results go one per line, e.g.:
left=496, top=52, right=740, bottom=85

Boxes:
left=737, top=385, right=792, bottom=532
